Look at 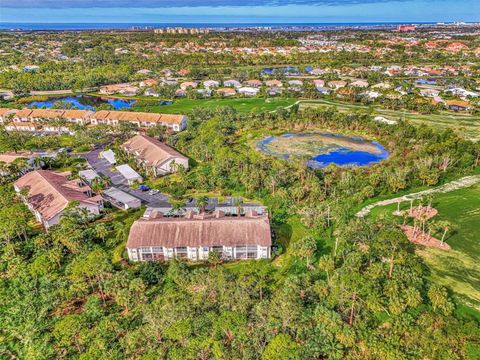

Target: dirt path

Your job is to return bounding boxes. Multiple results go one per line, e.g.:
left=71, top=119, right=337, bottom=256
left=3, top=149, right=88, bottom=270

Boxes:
left=356, top=175, right=480, bottom=218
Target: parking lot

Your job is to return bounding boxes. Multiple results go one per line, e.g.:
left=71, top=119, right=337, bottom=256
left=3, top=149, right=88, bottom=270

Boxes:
left=77, top=148, right=171, bottom=207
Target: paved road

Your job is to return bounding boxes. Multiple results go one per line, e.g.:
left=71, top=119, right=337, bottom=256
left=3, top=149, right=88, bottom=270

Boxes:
left=77, top=148, right=171, bottom=207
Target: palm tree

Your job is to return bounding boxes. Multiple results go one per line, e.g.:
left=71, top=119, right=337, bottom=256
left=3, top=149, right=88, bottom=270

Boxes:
left=168, top=202, right=186, bottom=216
left=90, top=175, right=111, bottom=194
left=32, top=156, right=44, bottom=169
left=39, top=157, right=54, bottom=169
left=437, top=220, right=452, bottom=245
left=196, top=196, right=209, bottom=213
left=95, top=223, right=109, bottom=241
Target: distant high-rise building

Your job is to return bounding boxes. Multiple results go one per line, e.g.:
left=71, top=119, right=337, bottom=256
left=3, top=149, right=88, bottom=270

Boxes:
left=397, top=25, right=417, bottom=32
left=154, top=27, right=209, bottom=35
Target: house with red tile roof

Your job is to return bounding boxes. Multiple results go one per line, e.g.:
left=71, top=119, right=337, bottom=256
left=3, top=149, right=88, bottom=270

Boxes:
left=14, top=170, right=103, bottom=229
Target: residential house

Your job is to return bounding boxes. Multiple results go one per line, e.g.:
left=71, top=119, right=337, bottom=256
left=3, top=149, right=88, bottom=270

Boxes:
left=420, top=88, right=440, bottom=98
left=126, top=210, right=272, bottom=261
left=374, top=116, right=397, bottom=125
left=288, top=80, right=303, bottom=87
left=0, top=108, right=17, bottom=123
left=445, top=87, right=478, bottom=99
left=267, top=87, right=283, bottom=96
left=309, top=68, right=327, bottom=75
left=139, top=79, right=158, bottom=88
left=203, top=80, right=220, bottom=88
left=178, top=69, right=190, bottom=76
left=223, top=79, right=242, bottom=88
left=316, top=87, right=332, bottom=95
left=14, top=170, right=103, bottom=229
left=245, top=79, right=262, bottom=88
left=175, top=89, right=187, bottom=97
left=121, top=134, right=189, bottom=176
left=446, top=100, right=472, bottom=112
left=313, top=79, right=325, bottom=88
left=137, top=69, right=152, bottom=75
left=328, top=80, right=347, bottom=89
left=90, top=111, right=187, bottom=132
left=217, top=88, right=237, bottom=97
left=196, top=89, right=212, bottom=98
left=371, top=82, right=392, bottom=90
left=350, top=80, right=369, bottom=88
left=361, top=91, right=381, bottom=101
left=265, top=80, right=283, bottom=88
left=180, top=81, right=198, bottom=90
left=144, top=88, right=160, bottom=97
left=238, top=87, right=260, bottom=96
left=100, top=83, right=137, bottom=95
left=0, top=152, right=40, bottom=176
left=12, top=109, right=93, bottom=126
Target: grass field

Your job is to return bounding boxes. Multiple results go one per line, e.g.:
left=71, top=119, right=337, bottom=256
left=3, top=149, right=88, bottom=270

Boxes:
left=300, top=99, right=480, bottom=141
left=369, top=184, right=480, bottom=308
left=131, top=97, right=297, bottom=114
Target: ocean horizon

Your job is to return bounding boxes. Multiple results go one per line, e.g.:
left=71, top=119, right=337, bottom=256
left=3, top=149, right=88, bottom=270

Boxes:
left=0, top=21, right=446, bottom=31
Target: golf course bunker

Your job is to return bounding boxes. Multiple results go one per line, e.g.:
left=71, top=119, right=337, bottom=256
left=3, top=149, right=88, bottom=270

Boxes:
left=256, top=133, right=389, bottom=168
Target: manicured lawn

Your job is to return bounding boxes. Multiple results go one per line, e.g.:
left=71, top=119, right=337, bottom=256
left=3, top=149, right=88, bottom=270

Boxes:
left=300, top=99, right=480, bottom=141
left=369, top=184, right=480, bottom=308
left=135, top=97, right=297, bottom=114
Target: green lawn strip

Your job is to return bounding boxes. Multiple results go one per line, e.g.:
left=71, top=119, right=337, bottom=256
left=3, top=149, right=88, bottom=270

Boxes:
left=134, top=97, right=297, bottom=114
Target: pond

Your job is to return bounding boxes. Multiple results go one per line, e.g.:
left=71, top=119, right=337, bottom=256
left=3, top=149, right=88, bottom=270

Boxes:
left=262, top=66, right=300, bottom=75
left=27, top=95, right=137, bottom=110
left=256, top=133, right=389, bottom=168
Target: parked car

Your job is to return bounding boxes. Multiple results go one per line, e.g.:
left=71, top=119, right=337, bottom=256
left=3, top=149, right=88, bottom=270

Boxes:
left=138, top=184, right=150, bottom=191
left=148, top=189, right=159, bottom=195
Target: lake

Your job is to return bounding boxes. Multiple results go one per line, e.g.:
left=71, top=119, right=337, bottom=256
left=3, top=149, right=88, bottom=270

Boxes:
left=28, top=95, right=136, bottom=110
left=256, top=133, right=389, bottom=168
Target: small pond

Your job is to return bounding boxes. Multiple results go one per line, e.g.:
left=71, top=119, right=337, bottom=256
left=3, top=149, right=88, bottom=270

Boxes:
left=256, top=133, right=389, bottom=168
left=27, top=95, right=137, bottom=110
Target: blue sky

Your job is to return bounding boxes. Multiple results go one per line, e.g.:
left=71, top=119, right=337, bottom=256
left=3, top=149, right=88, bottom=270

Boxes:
left=1, top=0, right=479, bottom=23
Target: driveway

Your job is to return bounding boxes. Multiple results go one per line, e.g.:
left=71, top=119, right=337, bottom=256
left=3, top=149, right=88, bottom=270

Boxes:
left=76, top=148, right=171, bottom=207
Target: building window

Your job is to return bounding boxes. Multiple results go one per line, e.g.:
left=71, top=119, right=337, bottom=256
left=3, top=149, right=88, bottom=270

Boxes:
left=235, top=245, right=247, bottom=259
left=247, top=246, right=258, bottom=259
left=212, top=246, right=223, bottom=253
left=175, top=247, right=188, bottom=258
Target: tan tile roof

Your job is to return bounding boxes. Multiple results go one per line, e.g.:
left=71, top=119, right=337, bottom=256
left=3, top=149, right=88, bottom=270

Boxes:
left=121, top=135, right=187, bottom=167
left=447, top=100, right=471, bottom=108
left=15, top=170, right=99, bottom=221
left=29, top=109, right=65, bottom=119
left=93, top=110, right=184, bottom=125
left=62, top=110, right=93, bottom=119
left=0, top=108, right=17, bottom=117
left=0, top=152, right=33, bottom=164
left=15, top=109, right=33, bottom=118
left=126, top=212, right=271, bottom=248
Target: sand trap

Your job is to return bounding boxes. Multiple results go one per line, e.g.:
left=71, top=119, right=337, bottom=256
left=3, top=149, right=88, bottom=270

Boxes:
left=408, top=205, right=438, bottom=220
left=401, top=225, right=451, bottom=250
